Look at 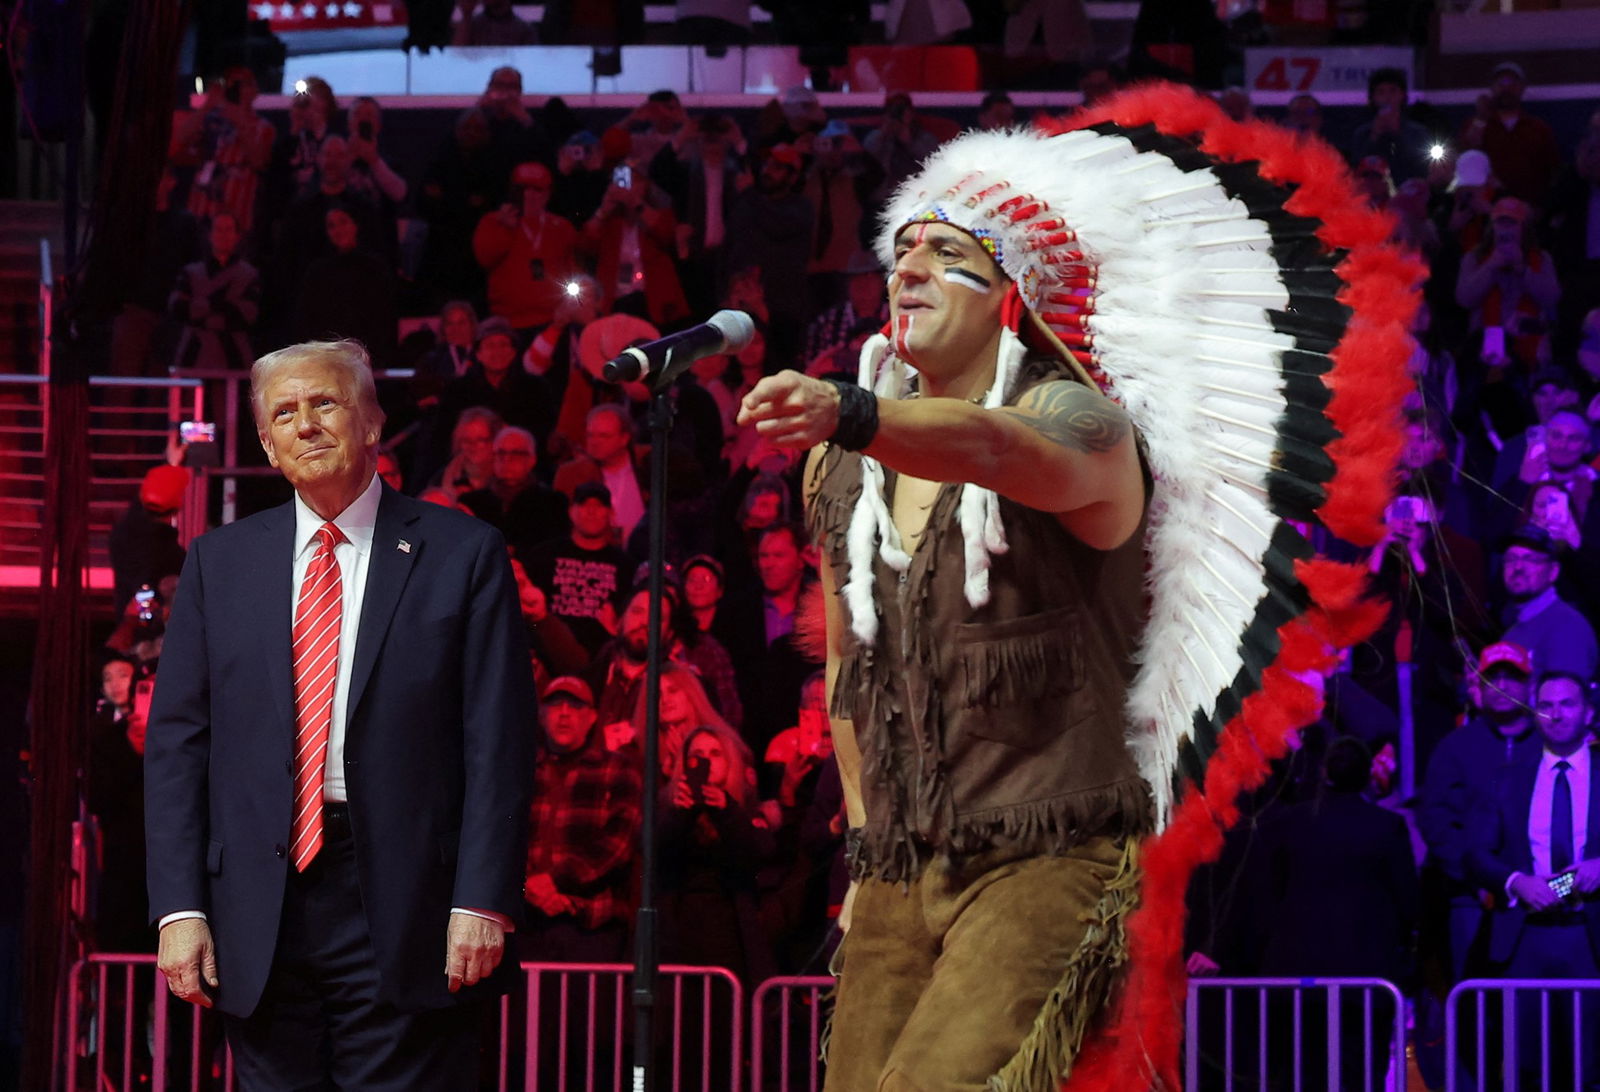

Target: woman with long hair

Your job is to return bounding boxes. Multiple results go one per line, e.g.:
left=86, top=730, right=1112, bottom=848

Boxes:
left=629, top=660, right=738, bottom=783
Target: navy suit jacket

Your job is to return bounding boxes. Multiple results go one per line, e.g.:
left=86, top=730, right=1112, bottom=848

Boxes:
left=145, top=484, right=537, bottom=1017
left=1466, top=741, right=1600, bottom=965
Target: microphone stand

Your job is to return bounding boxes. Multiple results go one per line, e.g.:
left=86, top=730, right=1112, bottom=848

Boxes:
left=630, top=366, right=676, bottom=1092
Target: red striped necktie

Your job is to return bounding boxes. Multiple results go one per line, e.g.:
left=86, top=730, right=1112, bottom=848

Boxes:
left=290, top=522, right=346, bottom=871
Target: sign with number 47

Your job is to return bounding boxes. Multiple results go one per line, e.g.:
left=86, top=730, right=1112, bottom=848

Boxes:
left=1245, top=46, right=1414, bottom=96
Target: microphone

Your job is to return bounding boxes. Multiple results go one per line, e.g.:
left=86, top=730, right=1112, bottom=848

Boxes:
left=601, top=310, right=756, bottom=386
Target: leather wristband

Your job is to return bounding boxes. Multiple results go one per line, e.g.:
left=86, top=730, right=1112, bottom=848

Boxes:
left=827, top=380, right=879, bottom=452
left=843, top=826, right=866, bottom=878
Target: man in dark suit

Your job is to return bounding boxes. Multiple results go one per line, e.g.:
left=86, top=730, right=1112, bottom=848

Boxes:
left=146, top=339, right=537, bottom=1089
left=1467, top=669, right=1600, bottom=1087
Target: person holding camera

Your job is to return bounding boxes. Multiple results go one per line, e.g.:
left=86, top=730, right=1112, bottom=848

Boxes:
left=473, top=162, right=580, bottom=338
left=581, top=157, right=690, bottom=328
left=657, top=721, right=775, bottom=985
left=1457, top=196, right=1562, bottom=372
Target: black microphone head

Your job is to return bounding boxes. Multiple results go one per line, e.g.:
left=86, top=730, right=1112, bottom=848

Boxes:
left=707, top=310, right=756, bottom=352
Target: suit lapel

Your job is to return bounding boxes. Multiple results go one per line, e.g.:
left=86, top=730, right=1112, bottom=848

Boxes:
left=1508, top=756, right=1541, bottom=874
left=346, top=487, right=419, bottom=727
left=255, top=502, right=299, bottom=735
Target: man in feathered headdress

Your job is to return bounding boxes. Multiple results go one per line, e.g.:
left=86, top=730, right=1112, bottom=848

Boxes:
left=740, top=84, right=1418, bottom=1090
left=738, top=151, right=1154, bottom=1092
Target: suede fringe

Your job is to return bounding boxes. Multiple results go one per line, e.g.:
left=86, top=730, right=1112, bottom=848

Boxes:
left=986, top=837, right=1142, bottom=1092
left=954, top=625, right=1079, bottom=708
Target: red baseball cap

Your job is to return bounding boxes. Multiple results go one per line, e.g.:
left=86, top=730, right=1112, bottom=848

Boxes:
left=140, top=465, right=190, bottom=513
left=1478, top=642, right=1532, bottom=675
left=511, top=162, right=552, bottom=191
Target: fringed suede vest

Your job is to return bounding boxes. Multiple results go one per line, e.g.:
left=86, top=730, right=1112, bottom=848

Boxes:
left=809, top=359, right=1154, bottom=883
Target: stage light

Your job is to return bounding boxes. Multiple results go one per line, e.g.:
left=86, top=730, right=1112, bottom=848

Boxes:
left=1428, top=143, right=1447, bottom=162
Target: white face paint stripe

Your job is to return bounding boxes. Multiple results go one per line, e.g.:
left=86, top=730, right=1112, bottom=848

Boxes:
left=944, top=267, right=993, bottom=294
left=895, top=313, right=916, bottom=365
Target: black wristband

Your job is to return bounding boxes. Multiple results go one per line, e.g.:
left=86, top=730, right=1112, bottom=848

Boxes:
left=827, top=380, right=879, bottom=452
left=843, top=826, right=866, bottom=877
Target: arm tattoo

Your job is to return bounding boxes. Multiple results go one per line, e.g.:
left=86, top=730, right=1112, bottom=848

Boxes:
left=1003, top=382, right=1129, bottom=454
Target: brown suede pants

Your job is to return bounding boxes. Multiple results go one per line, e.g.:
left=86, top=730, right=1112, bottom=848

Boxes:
left=823, top=836, right=1136, bottom=1092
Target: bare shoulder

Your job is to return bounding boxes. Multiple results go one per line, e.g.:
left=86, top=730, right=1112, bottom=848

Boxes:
left=999, top=380, right=1130, bottom=454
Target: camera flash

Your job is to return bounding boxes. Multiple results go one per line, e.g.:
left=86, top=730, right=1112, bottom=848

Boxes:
left=1428, top=143, right=1446, bottom=162
left=565, top=281, right=582, bottom=298
left=294, top=79, right=309, bottom=95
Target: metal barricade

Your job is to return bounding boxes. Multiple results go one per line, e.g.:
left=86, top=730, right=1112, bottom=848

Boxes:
left=64, top=957, right=745, bottom=1092
left=500, top=962, right=744, bottom=1092
left=750, top=975, right=832, bottom=1092
left=1445, top=977, right=1600, bottom=1092
left=63, top=954, right=235, bottom=1092
left=1185, top=977, right=1406, bottom=1092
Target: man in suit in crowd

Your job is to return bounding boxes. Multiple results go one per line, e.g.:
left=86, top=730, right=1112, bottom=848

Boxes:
left=146, top=339, right=537, bottom=1089
left=1468, top=669, right=1600, bottom=1087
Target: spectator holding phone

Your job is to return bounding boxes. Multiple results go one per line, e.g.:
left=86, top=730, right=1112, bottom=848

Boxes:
left=1457, top=197, right=1561, bottom=372
left=474, top=162, right=580, bottom=337
left=657, top=722, right=775, bottom=984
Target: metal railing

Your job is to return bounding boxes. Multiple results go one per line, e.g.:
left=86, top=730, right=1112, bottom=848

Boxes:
left=63, top=956, right=745, bottom=1092
left=95, top=960, right=1600, bottom=1091
left=750, top=975, right=831, bottom=1092
left=1446, top=977, right=1600, bottom=1092
left=1184, top=976, right=1407, bottom=1092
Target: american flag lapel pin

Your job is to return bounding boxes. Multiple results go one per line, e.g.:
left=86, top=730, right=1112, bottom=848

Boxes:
left=397, top=539, right=411, bottom=554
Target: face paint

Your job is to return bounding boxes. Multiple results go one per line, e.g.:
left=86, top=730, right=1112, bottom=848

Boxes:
left=944, top=267, right=992, bottom=294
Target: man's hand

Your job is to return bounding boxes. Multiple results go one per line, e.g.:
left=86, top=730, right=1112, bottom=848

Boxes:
left=495, top=203, right=520, bottom=230
left=524, top=873, right=571, bottom=916
left=737, top=370, right=842, bottom=450
left=444, top=912, right=505, bottom=993
left=1519, top=441, right=1549, bottom=484
left=157, top=918, right=219, bottom=1007
left=1508, top=872, right=1562, bottom=912
left=1572, top=858, right=1600, bottom=896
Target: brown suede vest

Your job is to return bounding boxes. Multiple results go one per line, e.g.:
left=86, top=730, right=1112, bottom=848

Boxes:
left=809, top=357, right=1154, bottom=883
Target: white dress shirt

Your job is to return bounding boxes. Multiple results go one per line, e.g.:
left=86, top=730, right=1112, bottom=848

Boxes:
left=290, top=471, right=381, bottom=803
left=1529, top=744, right=1591, bottom=877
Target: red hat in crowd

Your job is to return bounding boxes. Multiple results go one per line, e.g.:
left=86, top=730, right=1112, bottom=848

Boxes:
left=542, top=676, right=595, bottom=706
left=767, top=143, right=803, bottom=170
left=600, top=126, right=633, bottom=165
left=140, top=465, right=190, bottom=514
left=1477, top=642, right=1533, bottom=675
left=511, top=162, right=552, bottom=191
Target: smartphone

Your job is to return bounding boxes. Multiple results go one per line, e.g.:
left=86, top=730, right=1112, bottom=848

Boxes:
left=225, top=80, right=242, bottom=105
left=134, top=586, right=157, bottom=621
left=612, top=164, right=632, bottom=190
left=357, top=119, right=374, bottom=141
left=1526, top=424, right=1546, bottom=448
left=179, top=420, right=216, bottom=444
left=133, top=677, right=155, bottom=726
left=684, top=753, right=710, bottom=800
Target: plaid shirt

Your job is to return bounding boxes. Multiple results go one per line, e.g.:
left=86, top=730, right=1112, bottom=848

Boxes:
left=527, top=744, right=643, bottom=930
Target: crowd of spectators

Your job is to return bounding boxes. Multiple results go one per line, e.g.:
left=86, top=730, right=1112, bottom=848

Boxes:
left=91, top=48, right=1600, bottom=1082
